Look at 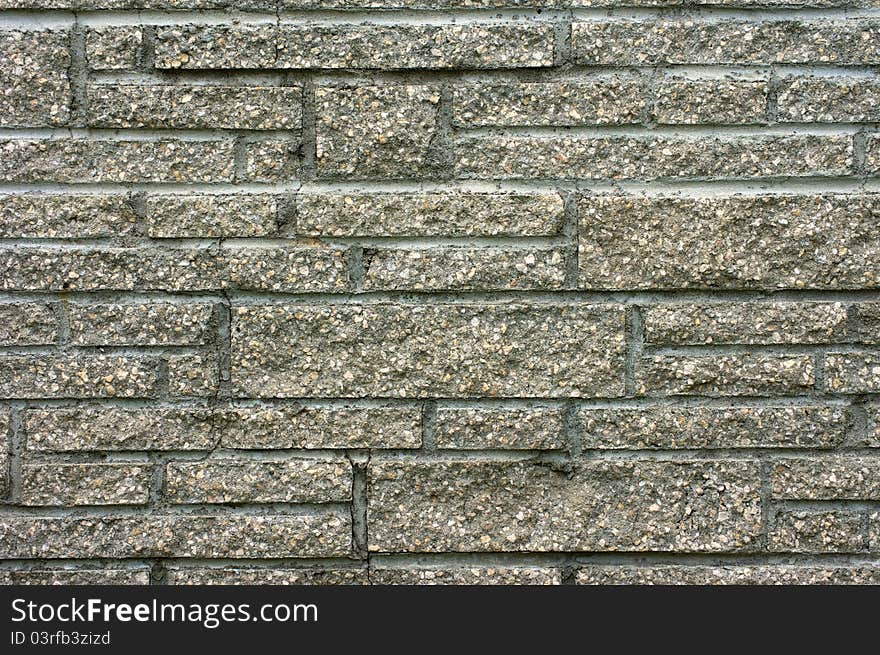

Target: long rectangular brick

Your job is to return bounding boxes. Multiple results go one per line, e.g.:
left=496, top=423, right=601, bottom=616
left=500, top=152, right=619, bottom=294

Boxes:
left=145, top=195, right=278, bottom=238
left=778, top=77, right=880, bottom=122
left=370, top=568, right=561, bottom=585
left=0, top=31, right=70, bottom=127
left=165, top=459, right=352, bottom=504
left=455, top=134, right=850, bottom=180
left=155, top=24, right=555, bottom=70
left=368, top=460, right=762, bottom=552
left=87, top=85, right=303, bottom=130
left=637, top=354, right=815, bottom=396
left=167, top=567, right=369, bottom=585
left=578, top=194, right=880, bottom=289
left=68, top=303, right=214, bottom=346
left=654, top=78, right=769, bottom=124
left=231, top=304, right=626, bottom=398
left=0, top=303, right=58, bottom=345
left=772, top=458, right=880, bottom=499
left=0, top=569, right=151, bottom=585
left=362, top=247, right=566, bottom=291
left=0, top=514, right=351, bottom=558
left=576, top=565, right=880, bottom=585
left=0, top=139, right=235, bottom=183
left=0, top=195, right=138, bottom=238
left=294, top=192, right=564, bottom=237
left=826, top=352, right=880, bottom=392
left=642, top=302, right=848, bottom=345
left=0, top=355, right=160, bottom=398
left=572, top=19, right=880, bottom=65
left=21, top=463, right=151, bottom=506
left=769, top=510, right=865, bottom=552
left=435, top=407, right=566, bottom=450
left=580, top=406, right=846, bottom=449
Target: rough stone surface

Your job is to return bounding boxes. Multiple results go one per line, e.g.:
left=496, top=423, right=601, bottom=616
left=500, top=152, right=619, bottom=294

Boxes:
left=857, top=303, right=880, bottom=344
left=778, top=77, right=880, bottom=122
left=772, top=458, right=880, bottom=499
left=580, top=406, right=846, bottom=449
left=825, top=353, right=880, bottom=393
left=368, top=460, right=762, bottom=552
left=0, top=410, right=8, bottom=496
left=0, top=31, right=70, bottom=127
left=0, top=195, right=138, bottom=238
left=578, top=194, right=880, bottom=289
left=167, top=353, right=220, bottom=397
left=435, top=407, right=566, bottom=449
left=653, top=78, right=769, bottom=124
left=0, top=303, right=58, bottom=346
left=576, top=565, right=880, bottom=585
left=144, top=195, right=278, bottom=238
left=231, top=304, right=625, bottom=398
left=165, top=459, right=352, bottom=504
left=85, top=26, right=143, bottom=70
left=371, top=568, right=561, bottom=584
left=868, top=135, right=880, bottom=173
left=167, top=568, right=369, bottom=585
left=0, top=355, right=160, bottom=398
left=362, top=247, right=566, bottom=291
left=866, top=406, right=880, bottom=447
left=769, top=510, right=865, bottom=552
left=68, top=303, right=214, bottom=346
left=243, top=139, right=301, bottom=182
left=21, top=464, right=151, bottom=506
left=0, top=569, right=151, bottom=585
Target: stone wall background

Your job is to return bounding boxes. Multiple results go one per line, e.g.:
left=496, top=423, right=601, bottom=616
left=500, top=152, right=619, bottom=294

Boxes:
left=0, top=2, right=879, bottom=585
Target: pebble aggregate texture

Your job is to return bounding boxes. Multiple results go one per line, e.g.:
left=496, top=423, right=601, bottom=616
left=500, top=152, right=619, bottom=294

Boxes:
left=1, top=1, right=880, bottom=588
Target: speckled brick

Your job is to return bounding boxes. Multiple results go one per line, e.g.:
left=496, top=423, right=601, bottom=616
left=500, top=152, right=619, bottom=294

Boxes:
left=0, top=569, right=151, bottom=585
left=825, top=352, right=880, bottom=392
left=167, top=353, right=219, bottom=397
left=371, top=568, right=561, bottom=584
left=435, top=407, right=566, bottom=450
left=576, top=565, right=880, bottom=585
left=0, top=31, right=70, bottom=127
left=0, top=355, right=160, bottom=398
left=0, top=194, right=138, bottom=238
left=85, top=26, right=143, bottom=70
left=778, top=77, right=880, bottom=122
left=856, top=304, right=880, bottom=344
left=654, top=78, right=769, bottom=124
left=21, top=464, right=151, bottom=506
left=867, top=135, right=880, bottom=173
left=769, top=510, right=865, bottom=553
left=167, top=567, right=369, bottom=584
left=866, top=406, right=880, bottom=447
left=368, top=460, right=762, bottom=552
left=772, top=458, right=880, bottom=499
left=165, top=459, right=352, bottom=504
left=68, top=303, right=214, bottom=346
left=243, top=139, right=301, bottom=182
left=0, top=410, right=8, bottom=496
left=580, top=406, right=846, bottom=449
left=144, top=195, right=278, bottom=238
left=0, top=303, right=58, bottom=346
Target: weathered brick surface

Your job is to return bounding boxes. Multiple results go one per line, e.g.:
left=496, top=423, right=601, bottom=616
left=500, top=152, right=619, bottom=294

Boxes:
left=167, top=567, right=369, bottom=585
left=0, top=31, right=70, bottom=127
left=0, top=303, right=58, bottom=345
left=144, top=195, right=278, bottom=238
left=769, top=510, right=866, bottom=552
left=21, top=463, right=151, bottom=506
left=0, top=410, right=8, bottom=496
left=576, top=566, right=880, bottom=585
left=0, top=569, right=151, bottom=585
left=0, top=355, right=160, bottom=398
left=167, top=353, right=220, bottom=397
left=68, top=303, right=214, bottom=346
left=371, top=568, right=561, bottom=585
left=654, top=78, right=769, bottom=124
left=0, top=194, right=138, bottom=238
left=86, top=26, right=143, bottom=70
left=825, top=353, right=880, bottom=392
left=778, top=77, right=880, bottom=122
left=435, top=407, right=566, bottom=450
left=772, top=458, right=880, bottom=499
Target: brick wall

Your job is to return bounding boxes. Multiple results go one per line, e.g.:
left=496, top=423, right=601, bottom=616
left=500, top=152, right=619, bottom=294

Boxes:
left=0, top=3, right=879, bottom=585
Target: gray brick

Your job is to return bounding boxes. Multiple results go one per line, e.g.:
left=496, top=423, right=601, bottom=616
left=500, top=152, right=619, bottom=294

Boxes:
left=225, top=246, right=349, bottom=292
left=778, top=77, right=880, bottom=122
left=578, top=194, right=880, bottom=289
left=371, top=568, right=561, bottom=584
left=21, top=464, right=151, bottom=506
left=576, top=565, right=880, bottom=585
left=772, top=458, right=880, bottom=500
left=455, top=135, right=850, bottom=180
left=0, top=410, right=8, bottom=496
left=572, top=19, right=880, bottom=65
left=231, top=304, right=625, bottom=398
left=167, top=353, right=219, bottom=398
left=826, top=352, right=880, bottom=393
left=0, top=303, right=58, bottom=346
left=0, top=514, right=351, bottom=558
left=872, top=513, right=879, bottom=551
left=435, top=407, right=566, bottom=450
left=452, top=79, right=646, bottom=127
left=0, top=568, right=151, bottom=585
left=769, top=510, right=865, bottom=552
left=643, top=302, right=848, bottom=345
left=0, top=194, right=138, bottom=238
left=0, top=31, right=70, bottom=127
left=867, top=406, right=880, bottom=447
left=145, top=194, right=278, bottom=238
left=637, top=354, right=815, bottom=396
left=654, top=78, right=769, bottom=124
left=0, top=355, right=160, bottom=398
left=868, top=135, right=880, bottom=174
left=165, top=459, right=352, bottom=504
left=316, top=85, right=441, bottom=179
left=167, top=567, right=369, bottom=585
left=156, top=24, right=555, bottom=70
left=243, top=139, right=301, bottom=182
left=368, top=460, right=762, bottom=552
left=87, top=85, right=303, bottom=130
left=85, top=26, right=143, bottom=70
left=580, top=406, right=846, bottom=449
left=294, top=192, right=564, bottom=237
left=0, top=139, right=235, bottom=183
left=857, top=303, right=880, bottom=344
left=68, top=303, right=214, bottom=346
left=362, top=247, right=566, bottom=291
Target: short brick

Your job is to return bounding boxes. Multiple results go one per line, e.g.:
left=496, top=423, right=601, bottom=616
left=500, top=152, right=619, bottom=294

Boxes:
left=578, top=194, right=880, bottom=289
left=0, top=355, right=160, bottom=398
left=362, top=247, right=566, bottom=291
left=576, top=565, right=880, bottom=585
left=85, top=26, right=143, bottom=70
left=872, top=513, right=879, bottom=550
left=455, top=134, right=850, bottom=180
left=0, top=410, right=8, bottom=496
left=0, top=194, right=138, bottom=238
left=642, top=302, right=848, bottom=345
left=452, top=79, right=647, bottom=127
left=87, top=85, right=303, bottom=130
left=167, top=567, right=369, bottom=585
left=826, top=352, right=880, bottom=392
left=654, top=78, right=769, bottom=124
left=0, top=569, right=151, bottom=585
left=243, top=139, right=301, bottom=182
left=167, top=353, right=219, bottom=398
left=294, top=192, right=564, bottom=237
left=0, top=31, right=70, bottom=127
left=316, top=85, right=441, bottom=179
left=435, top=407, right=566, bottom=450
left=68, top=303, right=214, bottom=346
left=571, top=19, right=880, bottom=65
left=370, top=568, right=561, bottom=585
left=231, top=304, right=625, bottom=398
left=21, top=464, right=151, bottom=506
left=165, top=459, right=352, bottom=504
left=0, top=514, right=351, bottom=558
left=0, top=303, right=58, bottom=346
left=0, top=139, right=235, bottom=183
left=144, top=195, right=278, bottom=238
left=368, top=460, right=762, bottom=552
left=857, top=303, right=880, bottom=344
left=637, top=354, right=815, bottom=396
left=769, top=510, right=865, bottom=553
left=580, top=406, right=846, bottom=449
left=868, top=135, right=880, bottom=173
left=772, top=458, right=880, bottom=500
left=225, top=246, right=348, bottom=292
left=777, top=77, right=880, bottom=122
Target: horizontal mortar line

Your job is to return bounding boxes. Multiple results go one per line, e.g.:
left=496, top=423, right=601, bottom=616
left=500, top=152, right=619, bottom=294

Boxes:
left=772, top=499, right=880, bottom=510
left=223, top=236, right=569, bottom=248
left=455, top=123, right=865, bottom=138
left=0, top=344, right=209, bottom=355
left=363, top=450, right=877, bottom=463
left=0, top=397, right=422, bottom=408
left=0, top=559, right=154, bottom=570
left=0, top=557, right=365, bottom=569
left=25, top=450, right=357, bottom=463
left=644, top=344, right=879, bottom=356
left=0, top=503, right=351, bottom=518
